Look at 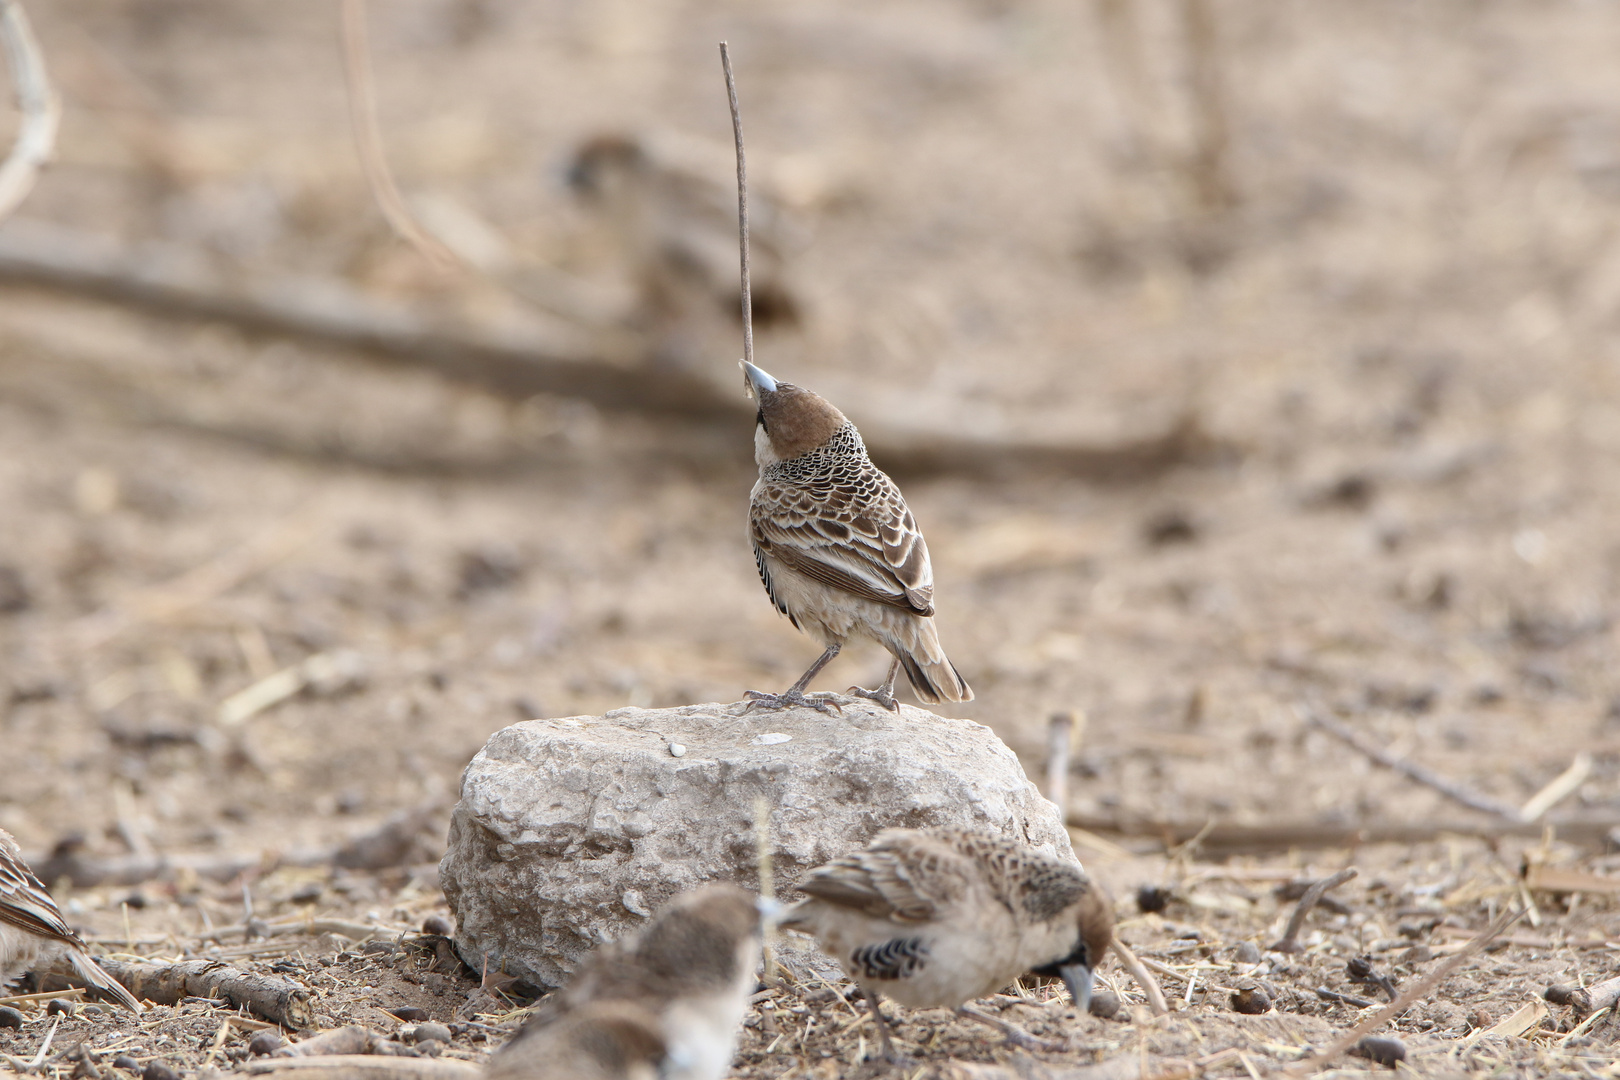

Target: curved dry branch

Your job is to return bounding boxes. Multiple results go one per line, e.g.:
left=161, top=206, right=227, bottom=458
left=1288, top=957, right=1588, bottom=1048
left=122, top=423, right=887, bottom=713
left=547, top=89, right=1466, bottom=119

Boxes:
left=0, top=0, right=59, bottom=221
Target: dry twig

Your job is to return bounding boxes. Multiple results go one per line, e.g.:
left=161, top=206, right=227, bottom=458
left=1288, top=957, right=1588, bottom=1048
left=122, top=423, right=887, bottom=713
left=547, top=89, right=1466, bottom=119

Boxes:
left=0, top=0, right=58, bottom=221
left=1269, top=867, right=1357, bottom=953
left=1301, top=704, right=1521, bottom=819
left=1109, top=939, right=1169, bottom=1017
left=339, top=0, right=457, bottom=269
left=719, top=42, right=754, bottom=368
left=248, top=1059, right=482, bottom=1080
left=95, top=958, right=315, bottom=1028
left=1283, top=905, right=1524, bottom=1076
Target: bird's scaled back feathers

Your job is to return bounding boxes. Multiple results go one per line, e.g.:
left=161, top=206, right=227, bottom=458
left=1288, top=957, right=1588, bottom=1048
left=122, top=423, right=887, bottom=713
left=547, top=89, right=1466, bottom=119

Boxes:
left=750, top=413, right=935, bottom=618
left=0, top=830, right=143, bottom=1011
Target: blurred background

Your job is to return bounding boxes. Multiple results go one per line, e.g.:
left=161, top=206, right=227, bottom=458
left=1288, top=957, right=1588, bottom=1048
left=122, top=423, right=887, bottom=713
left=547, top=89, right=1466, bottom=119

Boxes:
left=2, top=0, right=1619, bottom=878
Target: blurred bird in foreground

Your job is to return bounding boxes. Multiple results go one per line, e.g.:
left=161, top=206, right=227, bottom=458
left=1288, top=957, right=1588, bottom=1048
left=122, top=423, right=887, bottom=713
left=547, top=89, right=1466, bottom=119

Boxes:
left=489, top=884, right=763, bottom=1080
left=0, top=829, right=143, bottom=1011
left=484, top=1001, right=668, bottom=1080
left=568, top=134, right=799, bottom=354
left=779, top=827, right=1112, bottom=1062
left=743, top=361, right=972, bottom=712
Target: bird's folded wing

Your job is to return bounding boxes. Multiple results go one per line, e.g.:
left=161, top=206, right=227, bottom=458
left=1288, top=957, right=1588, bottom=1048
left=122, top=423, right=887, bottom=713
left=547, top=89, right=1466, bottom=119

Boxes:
left=797, top=841, right=966, bottom=922
left=0, top=859, right=77, bottom=943
left=752, top=497, right=935, bottom=615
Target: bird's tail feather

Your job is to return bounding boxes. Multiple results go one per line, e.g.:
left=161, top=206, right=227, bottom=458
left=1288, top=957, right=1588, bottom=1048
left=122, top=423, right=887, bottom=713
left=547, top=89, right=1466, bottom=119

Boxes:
left=69, top=948, right=143, bottom=1012
left=896, top=651, right=973, bottom=704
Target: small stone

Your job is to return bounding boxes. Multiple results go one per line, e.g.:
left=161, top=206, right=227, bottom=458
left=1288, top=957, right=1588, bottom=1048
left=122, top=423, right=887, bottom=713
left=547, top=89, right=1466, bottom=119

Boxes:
left=1087, top=990, right=1121, bottom=1019
left=0, top=1006, right=24, bottom=1029
left=112, top=1057, right=140, bottom=1073
left=289, top=882, right=323, bottom=905
left=1230, top=979, right=1272, bottom=1015
left=412, top=1023, right=452, bottom=1046
left=1230, top=941, right=1261, bottom=964
left=420, top=915, right=453, bottom=936
left=1349, top=1036, right=1406, bottom=1067
left=47, top=999, right=77, bottom=1016
left=668, top=743, right=686, bottom=757
left=1135, top=885, right=1172, bottom=914
left=142, top=1063, right=181, bottom=1080
left=388, top=1007, right=430, bottom=1023
left=247, top=1031, right=283, bottom=1057
left=753, top=732, right=791, bottom=745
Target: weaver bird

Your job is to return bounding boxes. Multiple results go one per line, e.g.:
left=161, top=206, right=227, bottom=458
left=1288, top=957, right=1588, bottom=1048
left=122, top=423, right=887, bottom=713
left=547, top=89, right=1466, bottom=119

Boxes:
left=495, top=884, right=764, bottom=1080
left=569, top=135, right=799, bottom=343
left=0, top=829, right=142, bottom=1011
left=779, top=827, right=1112, bottom=1061
left=743, top=361, right=972, bottom=712
left=485, top=1001, right=668, bottom=1080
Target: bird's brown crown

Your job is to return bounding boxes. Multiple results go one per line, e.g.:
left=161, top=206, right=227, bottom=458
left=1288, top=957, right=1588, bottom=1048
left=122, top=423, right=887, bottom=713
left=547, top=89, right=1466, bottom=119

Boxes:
left=755, top=381, right=848, bottom=461
left=1075, top=883, right=1115, bottom=970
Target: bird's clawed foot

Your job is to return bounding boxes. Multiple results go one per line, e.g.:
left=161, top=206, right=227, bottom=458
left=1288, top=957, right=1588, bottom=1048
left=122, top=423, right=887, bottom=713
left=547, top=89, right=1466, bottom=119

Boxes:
left=846, top=684, right=900, bottom=712
left=742, top=689, right=844, bottom=715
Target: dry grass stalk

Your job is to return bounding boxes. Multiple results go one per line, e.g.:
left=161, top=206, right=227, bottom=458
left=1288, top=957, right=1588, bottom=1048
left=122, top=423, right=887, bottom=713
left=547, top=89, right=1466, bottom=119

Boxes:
left=0, top=0, right=59, bottom=221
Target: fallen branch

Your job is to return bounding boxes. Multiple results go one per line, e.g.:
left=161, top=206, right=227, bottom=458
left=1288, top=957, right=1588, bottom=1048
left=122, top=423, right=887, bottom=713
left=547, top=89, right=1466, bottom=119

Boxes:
left=1301, top=704, right=1521, bottom=819
left=0, top=0, right=59, bottom=221
left=0, top=219, right=1233, bottom=480
left=1554, top=975, right=1620, bottom=1019
left=95, top=958, right=315, bottom=1028
left=249, top=1058, right=480, bottom=1080
left=1283, top=905, right=1524, bottom=1076
left=1269, top=867, right=1357, bottom=953
left=1066, top=812, right=1620, bottom=855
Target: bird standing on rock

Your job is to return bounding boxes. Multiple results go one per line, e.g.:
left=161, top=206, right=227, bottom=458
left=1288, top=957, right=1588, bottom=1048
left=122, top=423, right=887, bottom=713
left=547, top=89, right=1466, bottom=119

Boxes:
left=742, top=361, right=972, bottom=712
left=489, top=884, right=764, bottom=1080
left=779, top=827, right=1113, bottom=1062
left=0, top=829, right=143, bottom=1012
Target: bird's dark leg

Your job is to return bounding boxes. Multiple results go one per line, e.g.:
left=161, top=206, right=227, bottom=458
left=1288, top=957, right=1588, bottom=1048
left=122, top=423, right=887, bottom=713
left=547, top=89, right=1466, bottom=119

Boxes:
left=863, top=991, right=907, bottom=1064
left=955, top=1004, right=1068, bottom=1053
left=847, top=658, right=901, bottom=712
left=744, top=644, right=843, bottom=713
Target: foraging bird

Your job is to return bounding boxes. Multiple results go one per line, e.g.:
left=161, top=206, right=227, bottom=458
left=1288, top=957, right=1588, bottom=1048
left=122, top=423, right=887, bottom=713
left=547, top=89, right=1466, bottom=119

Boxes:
left=0, top=829, right=143, bottom=1011
left=493, top=884, right=764, bottom=1080
left=743, top=361, right=972, bottom=712
left=485, top=1001, right=669, bottom=1080
left=568, top=134, right=799, bottom=344
left=779, top=827, right=1112, bottom=1061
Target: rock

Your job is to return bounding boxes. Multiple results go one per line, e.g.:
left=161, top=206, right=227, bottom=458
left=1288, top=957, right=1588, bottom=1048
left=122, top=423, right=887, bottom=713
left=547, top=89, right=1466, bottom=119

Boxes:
left=440, top=700, right=1072, bottom=989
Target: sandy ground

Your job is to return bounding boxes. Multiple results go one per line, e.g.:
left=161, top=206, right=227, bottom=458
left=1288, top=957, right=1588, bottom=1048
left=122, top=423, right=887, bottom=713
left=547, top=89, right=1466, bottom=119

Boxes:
left=3, top=0, right=1620, bottom=1076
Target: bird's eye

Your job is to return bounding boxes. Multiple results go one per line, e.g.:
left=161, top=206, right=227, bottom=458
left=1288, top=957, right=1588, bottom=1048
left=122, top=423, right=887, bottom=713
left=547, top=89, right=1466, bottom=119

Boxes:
left=756, top=409, right=768, bottom=433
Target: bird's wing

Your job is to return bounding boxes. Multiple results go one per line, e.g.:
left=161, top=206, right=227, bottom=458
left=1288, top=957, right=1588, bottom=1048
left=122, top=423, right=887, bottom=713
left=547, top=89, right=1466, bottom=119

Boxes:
left=0, top=843, right=79, bottom=945
left=796, top=831, right=971, bottom=922
left=751, top=471, right=934, bottom=615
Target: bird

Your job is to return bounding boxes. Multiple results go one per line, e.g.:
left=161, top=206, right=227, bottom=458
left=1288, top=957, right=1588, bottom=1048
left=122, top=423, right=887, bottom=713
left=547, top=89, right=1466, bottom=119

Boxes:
left=742, top=360, right=972, bottom=712
left=0, top=829, right=143, bottom=1011
left=778, top=827, right=1113, bottom=1062
left=568, top=134, right=799, bottom=354
left=484, top=1000, right=669, bottom=1080
left=491, top=883, right=764, bottom=1080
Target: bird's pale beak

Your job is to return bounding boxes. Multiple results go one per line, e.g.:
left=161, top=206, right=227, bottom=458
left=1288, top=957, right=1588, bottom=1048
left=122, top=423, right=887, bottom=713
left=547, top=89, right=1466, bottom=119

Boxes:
left=741, top=360, right=778, bottom=398
left=1059, top=964, right=1095, bottom=1015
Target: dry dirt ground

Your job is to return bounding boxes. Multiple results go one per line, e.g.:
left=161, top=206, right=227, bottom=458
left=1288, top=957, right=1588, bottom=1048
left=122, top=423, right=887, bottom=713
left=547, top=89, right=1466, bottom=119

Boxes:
left=3, top=1, right=1620, bottom=1077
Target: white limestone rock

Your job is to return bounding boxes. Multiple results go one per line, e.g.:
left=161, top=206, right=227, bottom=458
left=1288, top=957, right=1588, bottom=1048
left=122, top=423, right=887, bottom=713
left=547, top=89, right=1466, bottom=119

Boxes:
left=439, top=700, right=1071, bottom=988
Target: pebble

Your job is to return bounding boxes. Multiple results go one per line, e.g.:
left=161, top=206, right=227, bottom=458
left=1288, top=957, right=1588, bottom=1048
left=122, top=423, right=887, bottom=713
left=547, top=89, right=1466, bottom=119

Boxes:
left=1349, top=1036, right=1406, bottom=1067
left=420, top=915, right=453, bottom=937
left=388, top=1006, right=430, bottom=1023
left=1229, top=979, right=1272, bottom=1015
left=1087, top=990, right=1121, bottom=1019
left=247, top=1031, right=284, bottom=1057
left=668, top=743, right=687, bottom=757
left=0, top=1006, right=24, bottom=1029
left=1230, top=941, right=1262, bottom=964
left=46, top=999, right=77, bottom=1017
left=112, top=1057, right=140, bottom=1073
left=141, top=1062, right=180, bottom=1080
left=412, top=1022, right=453, bottom=1046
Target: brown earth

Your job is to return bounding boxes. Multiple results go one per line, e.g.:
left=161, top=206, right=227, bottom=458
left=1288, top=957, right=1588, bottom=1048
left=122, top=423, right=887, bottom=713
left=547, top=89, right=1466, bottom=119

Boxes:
left=2, top=1, right=1619, bottom=1077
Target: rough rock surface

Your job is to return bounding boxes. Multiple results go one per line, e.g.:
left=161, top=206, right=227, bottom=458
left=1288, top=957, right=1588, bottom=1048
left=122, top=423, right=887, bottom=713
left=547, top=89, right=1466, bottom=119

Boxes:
left=439, top=700, right=1071, bottom=988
